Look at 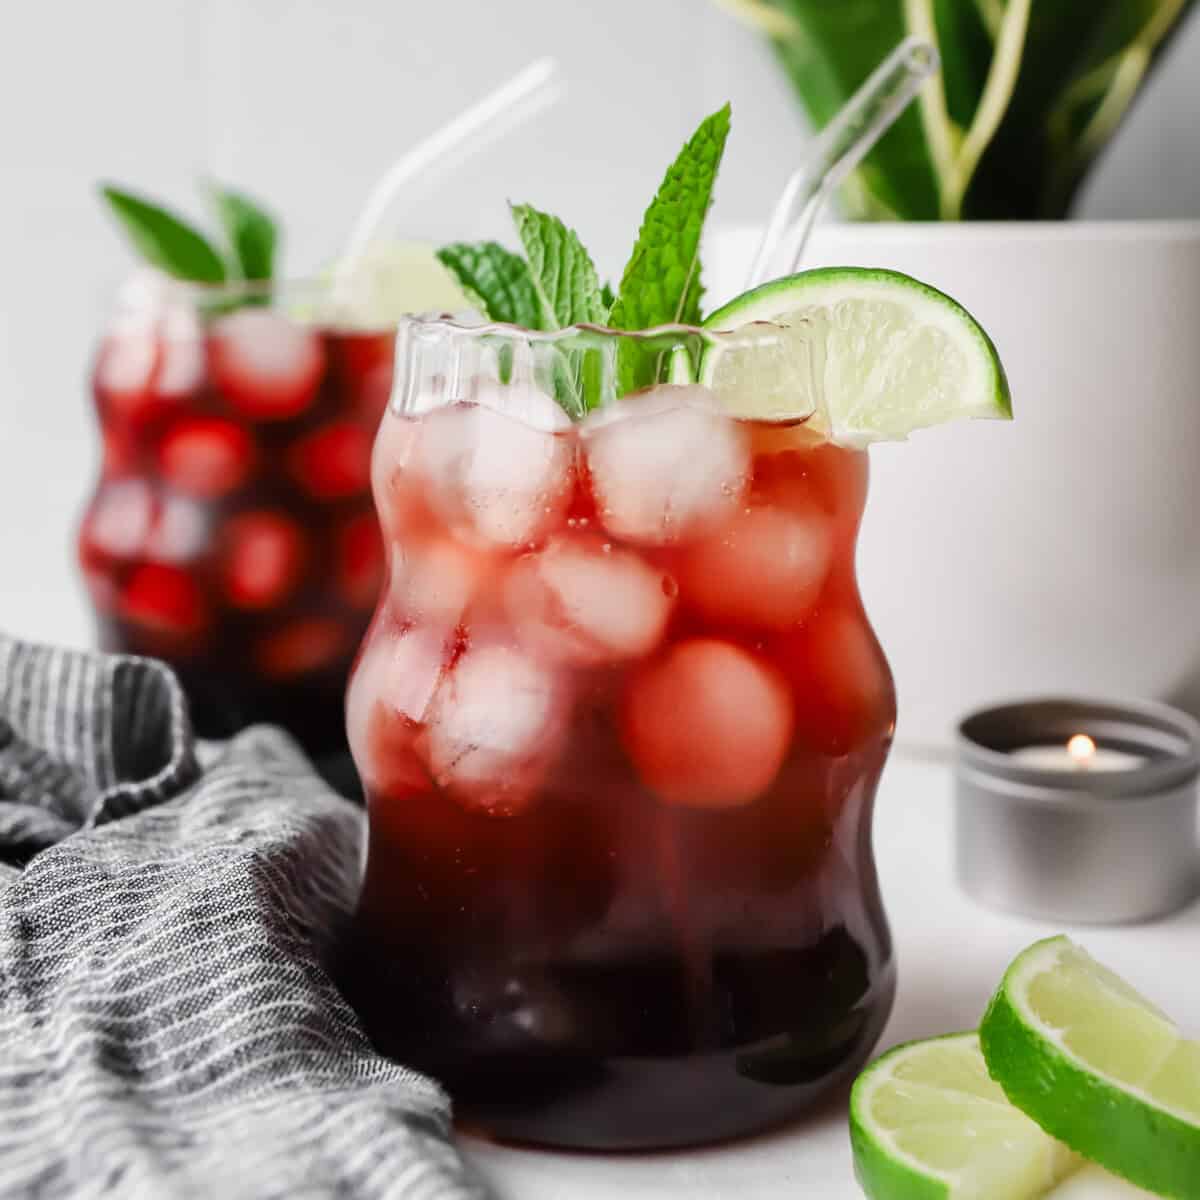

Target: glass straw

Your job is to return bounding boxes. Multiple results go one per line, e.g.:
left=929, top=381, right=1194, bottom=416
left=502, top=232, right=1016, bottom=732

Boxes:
left=334, top=58, right=564, bottom=296
left=746, top=37, right=938, bottom=288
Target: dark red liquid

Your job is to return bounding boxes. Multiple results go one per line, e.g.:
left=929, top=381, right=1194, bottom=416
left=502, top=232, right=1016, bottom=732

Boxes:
left=338, top=403, right=897, bottom=1148
left=78, top=306, right=393, bottom=788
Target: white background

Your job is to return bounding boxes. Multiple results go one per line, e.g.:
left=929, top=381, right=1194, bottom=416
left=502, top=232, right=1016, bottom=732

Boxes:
left=3, top=0, right=1200, bottom=647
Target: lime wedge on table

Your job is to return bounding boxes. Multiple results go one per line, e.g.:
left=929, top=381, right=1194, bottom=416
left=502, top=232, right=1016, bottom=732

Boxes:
left=981, top=936, right=1200, bottom=1199
left=697, top=267, right=1011, bottom=445
left=850, top=1032, right=1079, bottom=1200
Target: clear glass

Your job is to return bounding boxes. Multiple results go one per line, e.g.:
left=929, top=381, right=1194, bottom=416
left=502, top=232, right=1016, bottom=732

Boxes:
left=338, top=318, right=897, bottom=1148
left=77, top=276, right=396, bottom=792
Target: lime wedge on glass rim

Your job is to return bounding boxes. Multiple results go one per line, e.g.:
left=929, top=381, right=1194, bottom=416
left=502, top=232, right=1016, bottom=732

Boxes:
left=850, top=1032, right=1079, bottom=1200
left=694, top=267, right=1011, bottom=445
left=292, top=240, right=471, bottom=327
left=981, top=936, right=1200, bottom=1199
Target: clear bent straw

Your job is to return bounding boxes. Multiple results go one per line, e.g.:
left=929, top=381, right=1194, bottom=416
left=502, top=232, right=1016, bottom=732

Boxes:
left=746, top=37, right=938, bottom=288
left=334, top=57, right=563, bottom=295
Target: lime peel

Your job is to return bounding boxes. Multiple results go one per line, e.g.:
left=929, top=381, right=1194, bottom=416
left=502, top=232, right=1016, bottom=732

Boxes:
left=698, top=267, right=1011, bottom=446
left=981, top=936, right=1200, bottom=1200
left=850, top=1032, right=1079, bottom=1200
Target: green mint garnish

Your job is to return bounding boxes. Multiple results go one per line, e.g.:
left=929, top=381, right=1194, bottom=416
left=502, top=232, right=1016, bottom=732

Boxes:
left=436, top=104, right=732, bottom=419
left=609, top=104, right=731, bottom=389
left=100, top=185, right=227, bottom=284
left=210, top=185, right=278, bottom=283
left=435, top=241, right=543, bottom=328
left=510, top=204, right=607, bottom=329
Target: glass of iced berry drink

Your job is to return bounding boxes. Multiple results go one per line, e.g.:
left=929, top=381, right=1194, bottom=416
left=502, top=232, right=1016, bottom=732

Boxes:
left=78, top=277, right=394, bottom=790
left=338, top=316, right=898, bottom=1148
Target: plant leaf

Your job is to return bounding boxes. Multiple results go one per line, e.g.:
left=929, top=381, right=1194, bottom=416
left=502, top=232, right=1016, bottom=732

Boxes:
left=100, top=185, right=227, bottom=283
left=765, top=3, right=941, bottom=219
left=435, top=241, right=544, bottom=327
left=210, top=185, right=277, bottom=281
left=510, top=204, right=607, bottom=329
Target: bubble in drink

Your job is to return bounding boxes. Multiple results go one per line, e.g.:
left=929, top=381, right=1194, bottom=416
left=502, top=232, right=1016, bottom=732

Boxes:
left=679, top=502, right=832, bottom=630
left=583, top=386, right=750, bottom=545
left=426, top=643, right=569, bottom=816
left=504, top=535, right=676, bottom=665
left=622, top=638, right=794, bottom=808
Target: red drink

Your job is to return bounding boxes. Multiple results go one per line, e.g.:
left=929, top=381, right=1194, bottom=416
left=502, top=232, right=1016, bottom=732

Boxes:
left=78, top=284, right=392, bottom=787
left=339, top=323, right=897, bottom=1149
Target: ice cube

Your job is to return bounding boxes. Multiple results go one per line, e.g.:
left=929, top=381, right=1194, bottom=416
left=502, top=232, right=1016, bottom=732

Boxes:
left=622, top=639, right=794, bottom=808
left=505, top=536, right=675, bottom=665
left=370, top=413, right=423, bottom=537
left=220, top=510, right=307, bottom=609
left=415, top=401, right=575, bottom=549
left=678, top=502, right=832, bottom=630
left=253, top=618, right=347, bottom=679
left=146, top=495, right=209, bottom=564
left=780, top=607, right=895, bottom=757
left=474, top=380, right=572, bottom=433
left=389, top=536, right=491, bottom=627
left=83, top=479, right=153, bottom=559
left=426, top=643, right=568, bottom=816
left=583, top=386, right=750, bottom=545
left=346, top=626, right=449, bottom=795
left=158, top=417, right=256, bottom=499
left=209, top=309, right=325, bottom=421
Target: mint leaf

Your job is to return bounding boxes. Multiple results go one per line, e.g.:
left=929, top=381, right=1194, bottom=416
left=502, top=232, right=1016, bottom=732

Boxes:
left=510, top=204, right=606, bottom=329
left=609, top=105, right=732, bottom=389
left=210, top=184, right=277, bottom=282
left=600, top=281, right=616, bottom=312
left=436, top=241, right=543, bottom=328
left=100, top=185, right=227, bottom=283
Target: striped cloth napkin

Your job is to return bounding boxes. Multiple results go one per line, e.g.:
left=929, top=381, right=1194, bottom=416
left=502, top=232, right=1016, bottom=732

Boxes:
left=0, top=633, right=485, bottom=1200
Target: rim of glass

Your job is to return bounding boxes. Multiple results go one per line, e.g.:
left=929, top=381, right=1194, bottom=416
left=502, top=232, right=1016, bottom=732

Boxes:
left=397, top=311, right=791, bottom=346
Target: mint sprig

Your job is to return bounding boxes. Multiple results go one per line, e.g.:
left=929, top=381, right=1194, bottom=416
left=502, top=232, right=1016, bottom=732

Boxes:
left=100, top=185, right=227, bottom=284
left=609, top=104, right=731, bottom=390
left=210, top=185, right=278, bottom=283
left=100, top=181, right=280, bottom=303
left=435, top=104, right=733, bottom=418
left=510, top=204, right=607, bottom=329
left=435, top=242, right=543, bottom=328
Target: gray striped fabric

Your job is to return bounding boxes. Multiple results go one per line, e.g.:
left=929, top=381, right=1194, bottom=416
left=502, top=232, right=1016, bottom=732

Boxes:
left=0, top=634, right=486, bottom=1199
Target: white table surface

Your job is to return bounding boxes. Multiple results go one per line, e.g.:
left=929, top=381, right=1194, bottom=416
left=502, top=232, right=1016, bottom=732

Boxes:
left=461, top=756, right=1198, bottom=1199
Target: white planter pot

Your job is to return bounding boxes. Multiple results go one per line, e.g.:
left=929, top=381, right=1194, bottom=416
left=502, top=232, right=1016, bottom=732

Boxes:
left=707, top=222, right=1200, bottom=752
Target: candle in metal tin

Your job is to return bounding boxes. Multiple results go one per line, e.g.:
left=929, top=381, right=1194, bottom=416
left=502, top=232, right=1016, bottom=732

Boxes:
left=956, top=698, right=1200, bottom=924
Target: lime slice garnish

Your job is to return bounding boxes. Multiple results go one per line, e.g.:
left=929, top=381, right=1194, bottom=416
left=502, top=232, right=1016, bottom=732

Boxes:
left=295, top=241, right=472, bottom=328
left=697, top=267, right=1011, bottom=446
left=851, top=1032, right=1080, bottom=1200
left=981, top=936, right=1200, bottom=1198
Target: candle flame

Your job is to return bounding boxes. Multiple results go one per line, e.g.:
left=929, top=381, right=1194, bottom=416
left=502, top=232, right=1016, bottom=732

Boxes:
left=1067, top=734, right=1096, bottom=764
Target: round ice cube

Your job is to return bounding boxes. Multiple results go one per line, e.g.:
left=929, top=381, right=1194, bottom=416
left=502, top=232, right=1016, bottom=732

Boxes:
left=390, top=536, right=492, bottom=628
left=209, top=309, right=325, bottom=421
left=426, top=643, right=568, bottom=816
left=414, top=400, right=575, bottom=549
left=347, top=627, right=449, bottom=796
left=583, top=386, right=750, bottom=546
left=622, top=639, right=794, bottom=808
left=370, top=413, right=424, bottom=537
left=505, top=536, right=675, bottom=665
left=678, top=502, right=832, bottom=630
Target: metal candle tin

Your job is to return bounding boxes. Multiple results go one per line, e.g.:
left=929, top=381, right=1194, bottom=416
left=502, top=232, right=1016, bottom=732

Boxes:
left=956, top=698, right=1200, bottom=924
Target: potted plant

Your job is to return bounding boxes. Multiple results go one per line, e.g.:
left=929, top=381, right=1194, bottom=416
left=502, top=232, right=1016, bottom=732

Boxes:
left=708, top=1, right=1200, bottom=749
